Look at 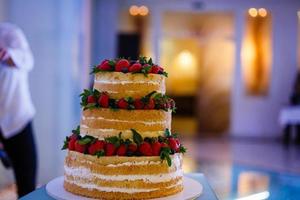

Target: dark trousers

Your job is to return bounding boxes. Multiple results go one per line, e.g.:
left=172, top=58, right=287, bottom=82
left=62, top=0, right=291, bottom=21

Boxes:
left=0, top=122, right=37, bottom=198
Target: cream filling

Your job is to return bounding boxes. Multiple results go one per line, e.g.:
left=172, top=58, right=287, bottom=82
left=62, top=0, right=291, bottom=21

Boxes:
left=65, top=179, right=182, bottom=193
left=64, top=165, right=183, bottom=183
left=94, top=80, right=160, bottom=85
left=81, top=116, right=165, bottom=125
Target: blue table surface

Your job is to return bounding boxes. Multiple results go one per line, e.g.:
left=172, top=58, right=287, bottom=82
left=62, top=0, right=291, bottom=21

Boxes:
left=20, top=173, right=219, bottom=200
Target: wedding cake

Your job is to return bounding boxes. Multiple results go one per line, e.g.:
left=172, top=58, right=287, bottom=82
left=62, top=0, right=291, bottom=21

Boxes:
left=62, top=57, right=186, bottom=199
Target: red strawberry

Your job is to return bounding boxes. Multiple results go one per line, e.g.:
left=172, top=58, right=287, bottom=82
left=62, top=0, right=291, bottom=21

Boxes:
left=98, top=60, right=111, bottom=71
left=116, top=144, right=127, bottom=156
left=168, top=138, right=179, bottom=151
left=115, top=59, right=130, bottom=72
left=98, top=93, right=109, bottom=108
left=88, top=140, right=105, bottom=155
left=117, top=98, right=128, bottom=109
left=128, top=143, right=137, bottom=152
left=68, top=137, right=77, bottom=151
left=150, top=66, right=160, bottom=74
left=105, top=143, right=116, bottom=156
left=139, top=142, right=153, bottom=156
left=74, top=141, right=86, bottom=153
left=134, top=99, right=144, bottom=109
left=152, top=141, right=162, bottom=156
left=144, top=99, right=155, bottom=109
left=129, top=63, right=142, bottom=72
left=87, top=95, right=96, bottom=104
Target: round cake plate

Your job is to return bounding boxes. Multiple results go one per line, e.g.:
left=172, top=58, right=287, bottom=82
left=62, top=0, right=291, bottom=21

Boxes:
left=46, top=176, right=203, bottom=200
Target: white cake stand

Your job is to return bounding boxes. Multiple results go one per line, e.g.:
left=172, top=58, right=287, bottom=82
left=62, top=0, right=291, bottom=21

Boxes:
left=46, top=176, right=203, bottom=200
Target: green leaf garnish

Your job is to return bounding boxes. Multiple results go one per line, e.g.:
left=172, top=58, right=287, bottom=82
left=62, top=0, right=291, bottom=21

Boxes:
left=160, top=147, right=172, bottom=166
left=164, top=129, right=171, bottom=137
left=131, top=129, right=143, bottom=145
left=96, top=150, right=105, bottom=158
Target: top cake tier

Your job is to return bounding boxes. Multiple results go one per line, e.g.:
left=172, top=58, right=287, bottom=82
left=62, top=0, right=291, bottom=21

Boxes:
left=91, top=57, right=168, bottom=99
left=94, top=72, right=165, bottom=99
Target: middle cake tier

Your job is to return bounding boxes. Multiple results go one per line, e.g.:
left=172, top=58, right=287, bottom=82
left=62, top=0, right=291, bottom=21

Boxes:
left=81, top=109, right=172, bottom=139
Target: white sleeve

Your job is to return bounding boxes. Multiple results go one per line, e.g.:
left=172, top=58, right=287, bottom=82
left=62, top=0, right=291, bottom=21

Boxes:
left=5, top=27, right=34, bottom=71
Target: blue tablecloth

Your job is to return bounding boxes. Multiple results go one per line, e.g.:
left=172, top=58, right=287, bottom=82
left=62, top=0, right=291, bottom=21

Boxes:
left=20, top=173, right=218, bottom=200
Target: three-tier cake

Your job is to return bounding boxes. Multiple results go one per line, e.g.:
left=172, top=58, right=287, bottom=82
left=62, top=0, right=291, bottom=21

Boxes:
left=62, top=57, right=186, bottom=199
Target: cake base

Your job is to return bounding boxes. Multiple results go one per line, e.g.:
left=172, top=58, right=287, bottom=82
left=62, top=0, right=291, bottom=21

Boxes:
left=46, top=176, right=202, bottom=200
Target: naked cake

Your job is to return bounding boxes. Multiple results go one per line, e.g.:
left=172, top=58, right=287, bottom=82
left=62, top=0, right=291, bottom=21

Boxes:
left=62, top=57, right=187, bottom=199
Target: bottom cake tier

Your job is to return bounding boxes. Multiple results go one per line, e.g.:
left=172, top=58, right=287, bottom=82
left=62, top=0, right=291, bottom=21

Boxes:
left=64, top=151, right=183, bottom=200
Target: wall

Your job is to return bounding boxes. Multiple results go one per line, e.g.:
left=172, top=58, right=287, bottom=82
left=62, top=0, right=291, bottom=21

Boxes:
left=121, top=0, right=300, bottom=138
left=0, top=0, right=90, bottom=186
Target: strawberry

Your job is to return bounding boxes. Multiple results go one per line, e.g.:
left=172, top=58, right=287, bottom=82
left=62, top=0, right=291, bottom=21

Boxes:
left=168, top=138, right=179, bottom=151
left=129, top=63, right=142, bottom=72
left=98, top=93, right=109, bottom=108
left=68, top=137, right=77, bottom=151
left=152, top=141, right=162, bottom=156
left=87, top=95, right=96, bottom=104
left=117, top=98, right=128, bottom=109
left=134, top=99, right=144, bottom=109
left=150, top=66, right=160, bottom=74
left=115, top=59, right=130, bottom=72
left=139, top=142, right=153, bottom=156
left=128, top=143, right=137, bottom=153
left=144, top=98, right=155, bottom=109
left=116, top=144, right=127, bottom=156
left=105, top=143, right=116, bottom=156
left=98, top=60, right=112, bottom=71
left=74, top=141, right=86, bottom=153
left=88, top=140, right=105, bottom=155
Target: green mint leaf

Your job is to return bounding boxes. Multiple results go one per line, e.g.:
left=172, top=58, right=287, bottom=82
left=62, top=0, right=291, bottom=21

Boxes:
left=148, top=58, right=153, bottom=65
left=78, top=136, right=93, bottom=145
left=96, top=150, right=105, bottom=158
left=131, top=129, right=143, bottom=145
left=61, top=136, right=69, bottom=150
left=72, top=126, right=80, bottom=135
left=179, top=145, right=187, bottom=153
left=160, top=147, right=172, bottom=166
left=164, top=129, right=171, bottom=137
left=105, top=136, right=120, bottom=147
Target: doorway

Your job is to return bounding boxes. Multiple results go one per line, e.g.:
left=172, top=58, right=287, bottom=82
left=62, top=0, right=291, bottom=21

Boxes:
left=160, top=11, right=235, bottom=136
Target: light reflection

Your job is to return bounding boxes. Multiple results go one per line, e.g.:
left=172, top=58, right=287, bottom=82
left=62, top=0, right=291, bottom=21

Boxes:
left=235, top=191, right=270, bottom=200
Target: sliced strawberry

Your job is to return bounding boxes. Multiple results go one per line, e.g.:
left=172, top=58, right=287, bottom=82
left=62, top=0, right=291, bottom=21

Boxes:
left=87, top=95, right=96, bottom=104
left=128, top=143, right=137, bottom=153
left=144, top=98, right=155, bottom=109
left=168, top=138, right=179, bottom=152
left=98, top=93, right=109, bottom=108
left=88, top=140, right=105, bottom=155
left=74, top=141, right=86, bottom=153
left=98, top=60, right=112, bottom=71
left=105, top=143, right=116, bottom=156
left=115, top=59, right=130, bottom=72
left=134, top=99, right=144, bottom=109
left=152, top=141, right=162, bottom=156
left=117, top=98, right=128, bottom=109
left=139, top=142, right=153, bottom=156
left=129, top=63, right=142, bottom=72
left=116, top=144, right=127, bottom=156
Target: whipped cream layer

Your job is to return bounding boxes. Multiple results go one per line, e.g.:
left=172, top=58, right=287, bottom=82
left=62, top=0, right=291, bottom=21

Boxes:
left=64, top=165, right=183, bottom=183
left=64, top=179, right=183, bottom=194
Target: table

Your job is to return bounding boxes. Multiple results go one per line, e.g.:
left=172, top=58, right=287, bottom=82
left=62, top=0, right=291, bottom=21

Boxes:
left=20, top=173, right=218, bottom=200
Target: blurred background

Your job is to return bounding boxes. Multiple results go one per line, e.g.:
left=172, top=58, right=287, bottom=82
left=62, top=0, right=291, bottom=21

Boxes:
left=0, top=0, right=300, bottom=199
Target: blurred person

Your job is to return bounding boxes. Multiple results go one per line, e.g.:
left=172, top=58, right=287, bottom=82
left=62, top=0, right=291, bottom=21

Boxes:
left=0, top=22, right=37, bottom=197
